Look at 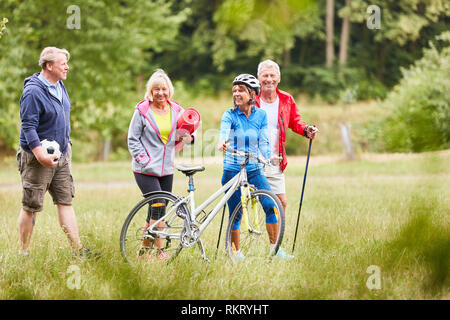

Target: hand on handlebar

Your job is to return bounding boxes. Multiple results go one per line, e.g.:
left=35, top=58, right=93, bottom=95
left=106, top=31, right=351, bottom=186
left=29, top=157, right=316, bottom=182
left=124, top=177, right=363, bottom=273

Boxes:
left=269, top=155, right=282, bottom=166
left=217, top=140, right=228, bottom=152
left=221, top=144, right=277, bottom=167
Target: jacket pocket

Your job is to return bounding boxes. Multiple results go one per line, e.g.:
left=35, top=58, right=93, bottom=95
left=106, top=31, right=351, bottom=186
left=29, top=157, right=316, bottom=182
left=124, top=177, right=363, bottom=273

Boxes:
left=136, top=154, right=151, bottom=169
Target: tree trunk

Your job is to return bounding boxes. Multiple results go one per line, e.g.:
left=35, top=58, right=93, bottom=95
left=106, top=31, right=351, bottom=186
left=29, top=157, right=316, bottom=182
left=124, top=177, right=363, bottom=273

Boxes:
left=326, top=0, right=335, bottom=67
left=377, top=44, right=386, bottom=81
left=338, top=0, right=351, bottom=65
left=103, top=139, right=111, bottom=161
left=283, top=47, right=291, bottom=68
left=137, top=74, right=144, bottom=93
left=299, top=39, right=307, bottom=65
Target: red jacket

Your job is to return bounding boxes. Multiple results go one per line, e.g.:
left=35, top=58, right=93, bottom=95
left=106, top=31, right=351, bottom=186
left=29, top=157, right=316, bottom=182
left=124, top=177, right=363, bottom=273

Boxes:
left=255, top=88, right=308, bottom=172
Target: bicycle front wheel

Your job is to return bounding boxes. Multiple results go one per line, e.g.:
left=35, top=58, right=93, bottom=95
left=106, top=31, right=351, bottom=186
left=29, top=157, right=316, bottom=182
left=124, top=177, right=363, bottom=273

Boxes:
left=225, top=189, right=285, bottom=263
left=120, top=191, right=188, bottom=264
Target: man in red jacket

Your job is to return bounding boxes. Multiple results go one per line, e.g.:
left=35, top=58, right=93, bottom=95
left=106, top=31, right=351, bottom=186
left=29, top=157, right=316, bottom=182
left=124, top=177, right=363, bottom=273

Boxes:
left=255, top=59, right=318, bottom=214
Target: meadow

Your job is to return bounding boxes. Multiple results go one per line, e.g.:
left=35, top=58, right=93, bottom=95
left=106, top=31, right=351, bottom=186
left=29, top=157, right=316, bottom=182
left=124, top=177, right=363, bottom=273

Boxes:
left=0, top=149, right=448, bottom=300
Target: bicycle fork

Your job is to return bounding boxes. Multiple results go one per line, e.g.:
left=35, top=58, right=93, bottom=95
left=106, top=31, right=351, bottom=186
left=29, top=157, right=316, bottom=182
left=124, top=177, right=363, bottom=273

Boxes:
left=240, top=185, right=262, bottom=236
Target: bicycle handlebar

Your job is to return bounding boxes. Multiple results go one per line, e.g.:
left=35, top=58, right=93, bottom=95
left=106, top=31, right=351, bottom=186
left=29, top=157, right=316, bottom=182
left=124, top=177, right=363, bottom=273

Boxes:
left=225, top=147, right=272, bottom=167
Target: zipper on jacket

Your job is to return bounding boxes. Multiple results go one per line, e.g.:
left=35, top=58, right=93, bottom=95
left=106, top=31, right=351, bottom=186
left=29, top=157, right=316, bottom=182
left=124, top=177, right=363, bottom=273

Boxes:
left=279, top=113, right=286, bottom=157
left=47, top=87, right=68, bottom=152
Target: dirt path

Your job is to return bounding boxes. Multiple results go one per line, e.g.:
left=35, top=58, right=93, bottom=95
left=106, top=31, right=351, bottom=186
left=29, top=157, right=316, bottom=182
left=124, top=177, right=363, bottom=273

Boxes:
left=2, top=150, right=449, bottom=191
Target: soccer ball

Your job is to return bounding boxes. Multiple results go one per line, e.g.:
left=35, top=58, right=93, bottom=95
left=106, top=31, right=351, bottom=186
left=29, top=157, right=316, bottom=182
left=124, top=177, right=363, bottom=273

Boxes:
left=41, top=139, right=61, bottom=160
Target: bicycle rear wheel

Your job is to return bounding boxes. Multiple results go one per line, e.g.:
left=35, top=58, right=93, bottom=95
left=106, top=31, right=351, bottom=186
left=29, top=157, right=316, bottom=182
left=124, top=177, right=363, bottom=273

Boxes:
left=225, top=189, right=285, bottom=263
left=120, top=191, right=188, bottom=264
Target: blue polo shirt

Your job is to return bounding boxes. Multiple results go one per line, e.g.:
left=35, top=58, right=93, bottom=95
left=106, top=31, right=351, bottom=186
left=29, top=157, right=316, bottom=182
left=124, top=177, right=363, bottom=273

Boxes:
left=219, top=105, right=272, bottom=172
left=38, top=73, right=63, bottom=102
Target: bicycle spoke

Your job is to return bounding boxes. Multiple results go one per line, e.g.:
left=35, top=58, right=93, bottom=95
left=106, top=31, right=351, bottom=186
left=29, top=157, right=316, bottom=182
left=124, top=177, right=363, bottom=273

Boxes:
left=120, top=192, right=188, bottom=264
left=226, top=190, right=285, bottom=264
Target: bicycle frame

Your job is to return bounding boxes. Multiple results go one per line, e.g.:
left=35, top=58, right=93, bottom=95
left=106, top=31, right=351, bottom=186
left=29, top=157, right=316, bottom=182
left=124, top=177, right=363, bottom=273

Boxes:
left=147, top=165, right=249, bottom=242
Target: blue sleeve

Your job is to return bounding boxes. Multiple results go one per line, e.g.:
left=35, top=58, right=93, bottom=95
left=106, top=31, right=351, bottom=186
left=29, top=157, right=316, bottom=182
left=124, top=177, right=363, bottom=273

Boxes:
left=20, top=91, right=41, bottom=150
left=219, top=110, right=233, bottom=142
left=258, top=112, right=271, bottom=159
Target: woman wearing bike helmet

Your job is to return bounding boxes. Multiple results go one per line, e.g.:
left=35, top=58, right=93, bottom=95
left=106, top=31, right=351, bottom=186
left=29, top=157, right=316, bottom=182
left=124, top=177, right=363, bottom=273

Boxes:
left=217, top=74, right=291, bottom=260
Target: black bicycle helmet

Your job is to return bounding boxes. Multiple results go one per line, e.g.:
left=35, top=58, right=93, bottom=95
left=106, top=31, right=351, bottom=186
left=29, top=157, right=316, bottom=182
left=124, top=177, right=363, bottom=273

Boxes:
left=232, top=74, right=260, bottom=95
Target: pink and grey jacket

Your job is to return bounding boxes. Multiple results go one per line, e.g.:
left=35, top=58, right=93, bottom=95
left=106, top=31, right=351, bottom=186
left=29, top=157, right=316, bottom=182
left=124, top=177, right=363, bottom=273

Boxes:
left=127, top=99, right=188, bottom=177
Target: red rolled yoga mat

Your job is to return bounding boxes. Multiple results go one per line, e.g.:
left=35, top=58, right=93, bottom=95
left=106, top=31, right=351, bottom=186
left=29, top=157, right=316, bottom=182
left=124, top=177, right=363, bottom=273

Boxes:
left=175, top=108, right=201, bottom=151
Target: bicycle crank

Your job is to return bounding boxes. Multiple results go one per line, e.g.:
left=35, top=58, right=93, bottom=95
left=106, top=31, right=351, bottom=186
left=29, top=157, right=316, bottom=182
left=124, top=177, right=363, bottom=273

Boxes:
left=180, top=224, right=200, bottom=248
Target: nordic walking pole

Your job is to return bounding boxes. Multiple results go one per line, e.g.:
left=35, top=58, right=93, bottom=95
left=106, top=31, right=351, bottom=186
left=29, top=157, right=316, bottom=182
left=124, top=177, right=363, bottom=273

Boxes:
left=215, top=204, right=227, bottom=260
left=292, top=138, right=313, bottom=253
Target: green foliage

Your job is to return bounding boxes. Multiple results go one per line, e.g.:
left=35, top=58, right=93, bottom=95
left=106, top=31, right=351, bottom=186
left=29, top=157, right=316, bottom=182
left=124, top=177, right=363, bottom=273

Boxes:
left=210, top=0, right=320, bottom=71
left=0, top=0, right=189, bottom=156
left=1, top=0, right=449, bottom=158
left=378, top=32, right=450, bottom=152
left=0, top=17, right=7, bottom=38
left=366, top=0, right=450, bottom=45
left=300, top=65, right=387, bottom=103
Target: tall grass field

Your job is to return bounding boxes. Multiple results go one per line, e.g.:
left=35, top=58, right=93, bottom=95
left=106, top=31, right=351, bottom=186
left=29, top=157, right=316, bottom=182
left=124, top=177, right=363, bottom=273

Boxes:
left=0, top=150, right=448, bottom=300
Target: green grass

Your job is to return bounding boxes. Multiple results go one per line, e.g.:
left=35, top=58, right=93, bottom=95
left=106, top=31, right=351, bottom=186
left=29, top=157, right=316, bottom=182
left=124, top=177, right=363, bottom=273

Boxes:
left=0, top=150, right=448, bottom=299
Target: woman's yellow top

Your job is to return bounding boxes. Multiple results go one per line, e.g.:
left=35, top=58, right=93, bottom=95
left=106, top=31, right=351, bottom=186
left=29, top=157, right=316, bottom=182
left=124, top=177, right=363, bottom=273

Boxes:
left=153, top=110, right=172, bottom=144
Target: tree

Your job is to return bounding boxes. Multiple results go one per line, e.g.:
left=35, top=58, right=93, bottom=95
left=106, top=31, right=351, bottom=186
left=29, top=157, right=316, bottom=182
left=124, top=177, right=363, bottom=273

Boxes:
left=0, top=0, right=189, bottom=158
left=209, top=0, right=321, bottom=71
left=325, top=0, right=335, bottom=67
left=357, top=0, right=450, bottom=81
left=0, top=17, right=7, bottom=39
left=379, top=32, right=450, bottom=152
left=338, top=0, right=350, bottom=65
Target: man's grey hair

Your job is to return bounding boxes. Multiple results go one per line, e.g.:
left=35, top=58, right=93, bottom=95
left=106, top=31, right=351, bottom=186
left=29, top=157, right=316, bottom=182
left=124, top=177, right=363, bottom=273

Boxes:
left=257, top=59, right=281, bottom=76
left=39, top=47, right=70, bottom=69
left=144, top=69, right=174, bottom=101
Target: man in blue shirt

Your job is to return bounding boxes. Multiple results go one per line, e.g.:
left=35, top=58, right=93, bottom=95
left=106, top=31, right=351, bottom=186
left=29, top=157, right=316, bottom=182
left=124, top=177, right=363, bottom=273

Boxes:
left=217, top=74, right=291, bottom=260
left=37, top=72, right=63, bottom=102
left=17, top=47, right=88, bottom=258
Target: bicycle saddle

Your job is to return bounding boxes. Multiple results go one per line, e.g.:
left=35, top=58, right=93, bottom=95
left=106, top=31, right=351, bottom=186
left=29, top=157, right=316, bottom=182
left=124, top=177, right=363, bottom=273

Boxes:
left=176, top=164, right=205, bottom=176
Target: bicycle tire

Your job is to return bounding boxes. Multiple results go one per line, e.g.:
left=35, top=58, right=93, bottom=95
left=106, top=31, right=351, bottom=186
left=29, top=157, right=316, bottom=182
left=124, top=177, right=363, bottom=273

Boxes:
left=225, top=189, right=285, bottom=263
left=120, top=191, right=189, bottom=264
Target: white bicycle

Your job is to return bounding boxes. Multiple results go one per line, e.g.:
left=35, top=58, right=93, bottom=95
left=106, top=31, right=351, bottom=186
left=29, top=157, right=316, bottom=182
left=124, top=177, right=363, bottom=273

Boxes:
left=120, top=148, right=285, bottom=264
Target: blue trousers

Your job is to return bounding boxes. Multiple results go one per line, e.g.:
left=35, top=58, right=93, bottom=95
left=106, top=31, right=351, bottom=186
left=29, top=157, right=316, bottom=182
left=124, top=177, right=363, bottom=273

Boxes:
left=221, top=169, right=278, bottom=230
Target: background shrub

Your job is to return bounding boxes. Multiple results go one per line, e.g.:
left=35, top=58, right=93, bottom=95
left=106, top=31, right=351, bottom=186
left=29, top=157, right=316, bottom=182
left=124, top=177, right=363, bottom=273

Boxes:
left=378, top=32, right=450, bottom=152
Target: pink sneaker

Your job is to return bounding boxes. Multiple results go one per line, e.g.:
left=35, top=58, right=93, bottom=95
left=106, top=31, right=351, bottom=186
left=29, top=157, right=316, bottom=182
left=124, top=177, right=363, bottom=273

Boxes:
left=137, top=248, right=153, bottom=261
left=157, top=250, right=170, bottom=262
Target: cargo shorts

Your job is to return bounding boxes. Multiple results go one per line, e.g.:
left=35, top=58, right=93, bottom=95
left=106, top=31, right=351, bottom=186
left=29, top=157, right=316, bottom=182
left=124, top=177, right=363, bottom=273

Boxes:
left=17, top=147, right=75, bottom=212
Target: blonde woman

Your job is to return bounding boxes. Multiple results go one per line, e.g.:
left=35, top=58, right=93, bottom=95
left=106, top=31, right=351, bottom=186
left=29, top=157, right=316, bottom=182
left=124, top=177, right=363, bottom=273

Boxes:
left=127, top=69, right=193, bottom=262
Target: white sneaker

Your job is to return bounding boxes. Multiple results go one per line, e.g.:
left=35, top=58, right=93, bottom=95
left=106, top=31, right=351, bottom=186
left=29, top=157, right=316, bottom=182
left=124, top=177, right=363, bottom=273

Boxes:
left=19, top=250, right=30, bottom=257
left=274, top=247, right=293, bottom=260
left=235, top=250, right=245, bottom=260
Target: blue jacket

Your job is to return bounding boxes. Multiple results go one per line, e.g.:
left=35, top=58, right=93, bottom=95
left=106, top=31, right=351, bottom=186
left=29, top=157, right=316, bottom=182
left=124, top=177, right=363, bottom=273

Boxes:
left=19, top=73, right=71, bottom=154
left=219, top=105, right=272, bottom=172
